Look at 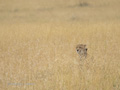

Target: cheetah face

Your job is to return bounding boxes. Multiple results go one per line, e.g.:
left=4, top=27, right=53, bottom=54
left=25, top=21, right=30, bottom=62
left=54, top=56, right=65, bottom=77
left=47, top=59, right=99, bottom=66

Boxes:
left=76, top=44, right=86, bottom=52
left=76, top=44, right=87, bottom=58
left=76, top=48, right=87, bottom=53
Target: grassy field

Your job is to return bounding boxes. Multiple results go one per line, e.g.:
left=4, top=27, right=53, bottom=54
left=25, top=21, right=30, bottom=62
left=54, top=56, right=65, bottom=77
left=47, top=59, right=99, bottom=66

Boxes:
left=0, top=0, right=120, bottom=90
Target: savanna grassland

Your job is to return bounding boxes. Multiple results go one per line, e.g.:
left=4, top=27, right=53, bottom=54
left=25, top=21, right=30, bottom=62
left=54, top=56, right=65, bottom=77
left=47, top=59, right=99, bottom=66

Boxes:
left=0, top=0, right=120, bottom=90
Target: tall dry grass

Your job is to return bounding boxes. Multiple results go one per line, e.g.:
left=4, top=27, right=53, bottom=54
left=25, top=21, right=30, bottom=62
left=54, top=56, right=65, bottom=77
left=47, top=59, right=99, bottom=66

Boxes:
left=0, top=21, right=120, bottom=90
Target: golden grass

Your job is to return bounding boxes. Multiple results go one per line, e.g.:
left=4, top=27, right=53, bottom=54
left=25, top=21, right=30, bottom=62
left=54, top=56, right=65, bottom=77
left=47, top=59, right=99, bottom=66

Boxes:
left=0, top=21, right=120, bottom=90
left=0, top=0, right=120, bottom=90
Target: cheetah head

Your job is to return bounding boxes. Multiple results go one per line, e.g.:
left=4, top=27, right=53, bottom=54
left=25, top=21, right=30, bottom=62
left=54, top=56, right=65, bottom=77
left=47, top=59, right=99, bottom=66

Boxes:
left=76, top=44, right=87, bottom=54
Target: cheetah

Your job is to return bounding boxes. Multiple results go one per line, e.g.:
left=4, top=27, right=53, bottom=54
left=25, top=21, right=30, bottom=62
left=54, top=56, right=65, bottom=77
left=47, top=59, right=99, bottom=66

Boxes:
left=76, top=44, right=87, bottom=59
